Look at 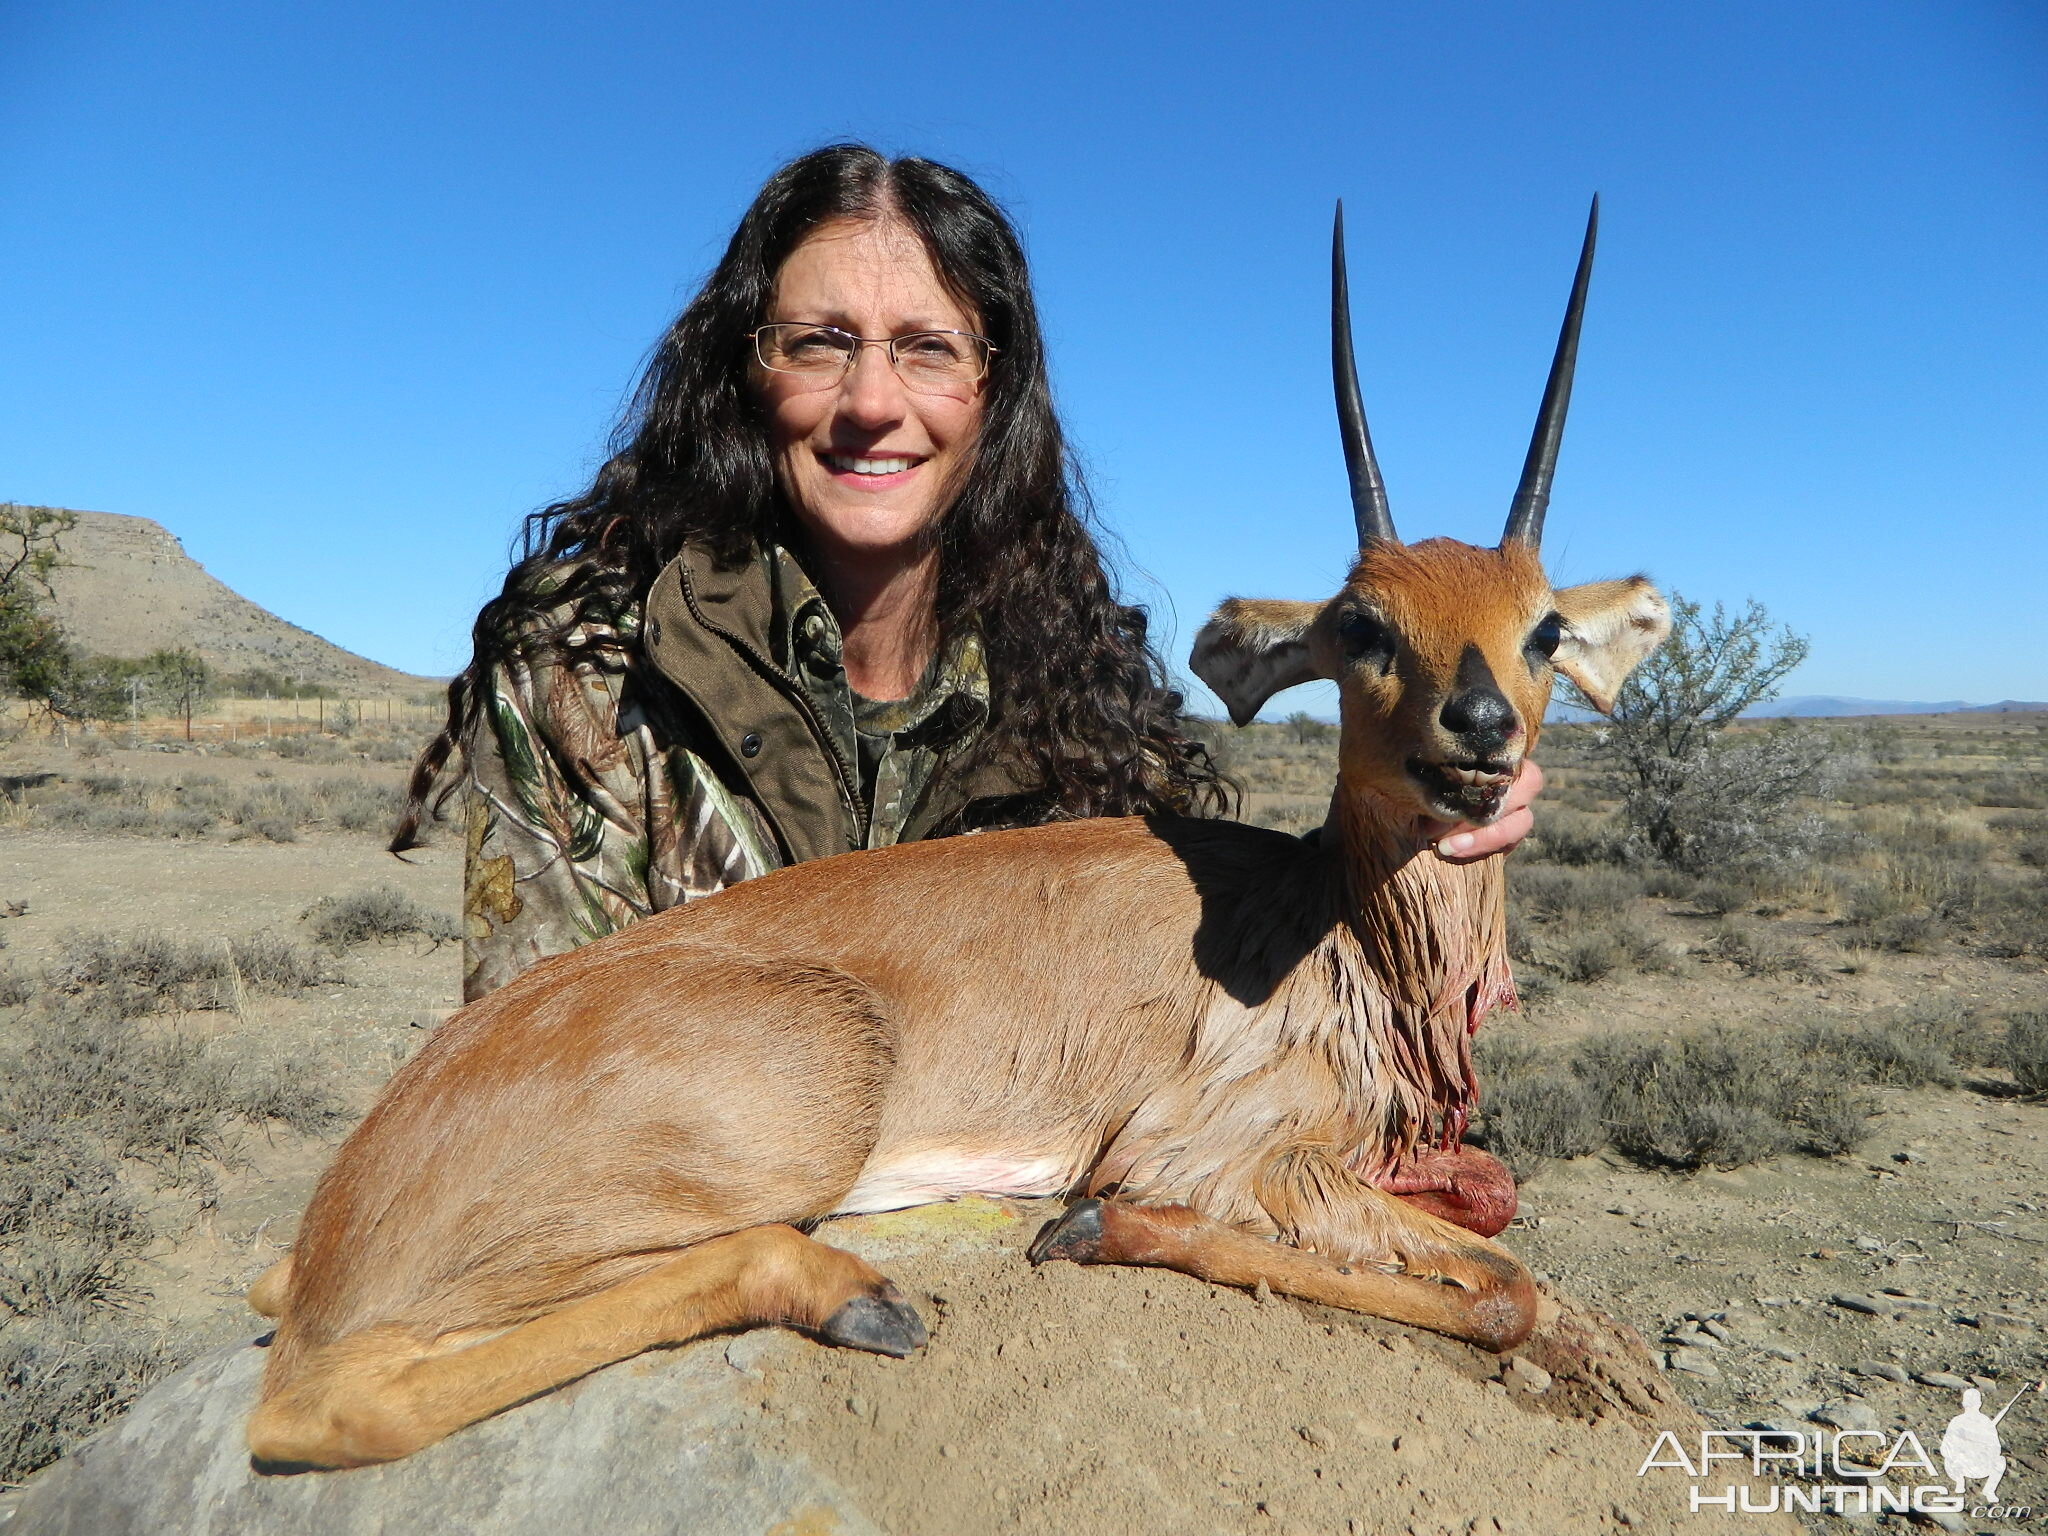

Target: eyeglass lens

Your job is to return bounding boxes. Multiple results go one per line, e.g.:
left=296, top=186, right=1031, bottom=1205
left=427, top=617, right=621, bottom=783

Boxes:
left=754, top=324, right=989, bottom=393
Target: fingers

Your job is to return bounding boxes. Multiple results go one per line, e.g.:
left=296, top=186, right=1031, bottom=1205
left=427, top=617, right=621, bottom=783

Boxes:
left=1436, top=805, right=1531, bottom=862
left=1503, top=756, right=1545, bottom=816
left=1433, top=758, right=1543, bottom=863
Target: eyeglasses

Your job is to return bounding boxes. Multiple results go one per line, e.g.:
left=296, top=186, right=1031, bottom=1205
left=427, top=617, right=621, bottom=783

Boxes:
left=749, top=323, right=996, bottom=395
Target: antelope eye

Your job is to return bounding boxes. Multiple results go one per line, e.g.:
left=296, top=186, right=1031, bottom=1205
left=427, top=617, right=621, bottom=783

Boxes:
left=1339, top=610, right=1395, bottom=667
left=1525, top=612, right=1565, bottom=661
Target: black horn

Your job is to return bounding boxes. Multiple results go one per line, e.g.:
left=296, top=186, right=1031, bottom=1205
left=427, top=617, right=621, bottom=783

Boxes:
left=1332, top=201, right=1396, bottom=547
left=1502, top=195, right=1599, bottom=549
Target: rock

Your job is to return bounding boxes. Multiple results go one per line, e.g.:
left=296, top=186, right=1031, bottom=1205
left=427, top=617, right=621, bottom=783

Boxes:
left=0, top=1336, right=882, bottom=1536
left=1763, top=1346, right=1801, bottom=1363
left=1915, top=1371, right=1972, bottom=1391
left=1810, top=1400, right=1881, bottom=1433
left=1696, top=1319, right=1735, bottom=1344
left=1661, top=1326, right=1722, bottom=1351
left=1743, top=1420, right=1805, bottom=1451
left=1852, top=1235, right=1884, bottom=1252
left=1297, top=1423, right=1335, bottom=1449
left=1828, top=1292, right=1896, bottom=1318
left=1850, top=1361, right=1909, bottom=1383
left=1504, top=1357, right=1552, bottom=1394
left=1666, top=1348, right=1720, bottom=1379
left=1970, top=1311, right=2036, bottom=1331
left=1908, top=1511, right=1966, bottom=1532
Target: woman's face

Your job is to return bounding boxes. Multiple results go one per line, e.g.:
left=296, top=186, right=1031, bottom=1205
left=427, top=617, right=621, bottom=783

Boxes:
left=758, top=217, right=985, bottom=564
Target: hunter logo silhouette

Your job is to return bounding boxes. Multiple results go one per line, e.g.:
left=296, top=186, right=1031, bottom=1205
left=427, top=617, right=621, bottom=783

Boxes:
left=1940, top=1385, right=2023, bottom=1502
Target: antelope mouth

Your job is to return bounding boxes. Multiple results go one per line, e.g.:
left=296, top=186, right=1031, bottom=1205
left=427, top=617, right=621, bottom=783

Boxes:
left=1407, top=756, right=1516, bottom=822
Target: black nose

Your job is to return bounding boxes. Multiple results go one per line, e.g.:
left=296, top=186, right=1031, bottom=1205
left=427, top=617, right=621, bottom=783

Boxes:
left=1440, top=687, right=1516, bottom=750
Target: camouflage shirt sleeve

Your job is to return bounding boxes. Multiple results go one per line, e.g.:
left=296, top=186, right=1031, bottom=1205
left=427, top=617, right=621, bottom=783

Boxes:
left=461, top=597, right=781, bottom=1002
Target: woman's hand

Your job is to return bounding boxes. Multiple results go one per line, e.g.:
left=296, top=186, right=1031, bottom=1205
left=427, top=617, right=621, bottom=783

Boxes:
left=1430, top=758, right=1543, bottom=864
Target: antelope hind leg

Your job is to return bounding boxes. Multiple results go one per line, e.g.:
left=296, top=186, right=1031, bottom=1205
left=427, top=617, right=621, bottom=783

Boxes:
left=1031, top=1196, right=1534, bottom=1352
left=249, top=1224, right=924, bottom=1470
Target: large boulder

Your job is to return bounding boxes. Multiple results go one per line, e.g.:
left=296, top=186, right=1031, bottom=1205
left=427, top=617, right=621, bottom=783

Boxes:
left=0, top=1323, right=878, bottom=1536
left=3, top=1200, right=1782, bottom=1536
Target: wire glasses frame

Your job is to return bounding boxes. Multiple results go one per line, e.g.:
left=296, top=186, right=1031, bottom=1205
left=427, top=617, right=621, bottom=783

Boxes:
left=749, top=322, right=997, bottom=394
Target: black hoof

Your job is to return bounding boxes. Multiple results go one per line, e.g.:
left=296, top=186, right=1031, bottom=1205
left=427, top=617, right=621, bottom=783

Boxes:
left=820, top=1284, right=927, bottom=1357
left=1028, top=1198, right=1106, bottom=1265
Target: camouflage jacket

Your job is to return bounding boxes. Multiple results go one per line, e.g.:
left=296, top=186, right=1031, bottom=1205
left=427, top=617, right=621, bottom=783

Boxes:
left=460, top=541, right=1029, bottom=1001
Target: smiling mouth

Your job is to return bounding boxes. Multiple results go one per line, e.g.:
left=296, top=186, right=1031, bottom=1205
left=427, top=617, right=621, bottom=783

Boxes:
left=1407, top=756, right=1516, bottom=822
left=823, top=452, right=922, bottom=477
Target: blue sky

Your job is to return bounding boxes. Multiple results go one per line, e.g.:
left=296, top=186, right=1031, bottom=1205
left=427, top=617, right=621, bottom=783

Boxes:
left=3, top=1, right=2043, bottom=713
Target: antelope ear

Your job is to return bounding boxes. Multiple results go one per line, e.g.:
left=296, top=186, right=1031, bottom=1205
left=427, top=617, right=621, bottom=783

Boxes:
left=1550, top=577, right=1671, bottom=713
left=1190, top=598, right=1328, bottom=727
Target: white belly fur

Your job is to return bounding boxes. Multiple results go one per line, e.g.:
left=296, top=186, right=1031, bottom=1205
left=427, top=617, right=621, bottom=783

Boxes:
left=836, top=1150, right=1081, bottom=1216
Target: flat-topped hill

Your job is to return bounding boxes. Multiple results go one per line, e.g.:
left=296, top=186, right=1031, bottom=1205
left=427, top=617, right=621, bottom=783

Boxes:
left=39, top=508, right=436, bottom=698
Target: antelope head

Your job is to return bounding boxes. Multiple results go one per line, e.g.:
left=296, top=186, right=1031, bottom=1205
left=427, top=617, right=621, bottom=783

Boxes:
left=1194, top=199, right=1671, bottom=833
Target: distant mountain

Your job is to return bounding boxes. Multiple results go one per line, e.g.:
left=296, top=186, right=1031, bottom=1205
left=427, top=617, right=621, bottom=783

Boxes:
left=1546, top=693, right=2047, bottom=724
left=1748, top=696, right=2048, bottom=718
left=40, top=509, right=437, bottom=696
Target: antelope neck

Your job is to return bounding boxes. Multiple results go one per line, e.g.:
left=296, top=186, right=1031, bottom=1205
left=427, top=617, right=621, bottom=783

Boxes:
left=1324, top=786, right=1514, bottom=1148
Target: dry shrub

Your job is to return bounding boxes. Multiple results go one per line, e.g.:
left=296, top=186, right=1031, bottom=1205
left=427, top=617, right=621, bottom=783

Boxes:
left=2009, top=1011, right=2048, bottom=1094
left=313, top=776, right=400, bottom=832
left=1689, top=880, right=1755, bottom=916
left=1978, top=878, right=2048, bottom=960
left=1243, top=794, right=1325, bottom=835
left=46, top=930, right=332, bottom=1013
left=1554, top=931, right=1621, bottom=984
left=1472, top=1035, right=1605, bottom=1180
left=0, top=972, right=348, bottom=1483
left=305, top=886, right=461, bottom=950
left=1639, top=866, right=1699, bottom=900
left=1864, top=810, right=1991, bottom=864
left=272, top=735, right=352, bottom=763
left=1693, top=919, right=1816, bottom=979
left=1971, top=773, right=2048, bottom=810
left=1472, top=1011, right=1993, bottom=1176
left=24, top=768, right=401, bottom=841
left=1513, top=866, right=1644, bottom=923
left=1522, top=805, right=1626, bottom=867
left=0, top=1318, right=173, bottom=1485
left=1987, top=809, right=2046, bottom=835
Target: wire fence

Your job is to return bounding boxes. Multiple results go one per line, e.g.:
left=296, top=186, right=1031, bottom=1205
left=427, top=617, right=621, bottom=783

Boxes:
left=4, top=695, right=444, bottom=747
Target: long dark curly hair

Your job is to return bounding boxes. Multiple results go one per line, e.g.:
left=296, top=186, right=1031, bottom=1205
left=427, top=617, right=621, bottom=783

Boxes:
left=394, top=143, right=1232, bottom=852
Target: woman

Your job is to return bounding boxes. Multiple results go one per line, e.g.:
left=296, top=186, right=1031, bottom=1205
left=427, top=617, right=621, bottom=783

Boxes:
left=395, top=145, right=1537, bottom=1001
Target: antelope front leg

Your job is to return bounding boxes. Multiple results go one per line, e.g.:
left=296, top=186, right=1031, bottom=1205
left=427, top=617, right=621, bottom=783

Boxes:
left=1031, top=1176, right=1534, bottom=1351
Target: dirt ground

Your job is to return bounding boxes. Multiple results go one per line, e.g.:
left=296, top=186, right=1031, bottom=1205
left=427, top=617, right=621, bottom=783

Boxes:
left=2, top=719, right=2044, bottom=1533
